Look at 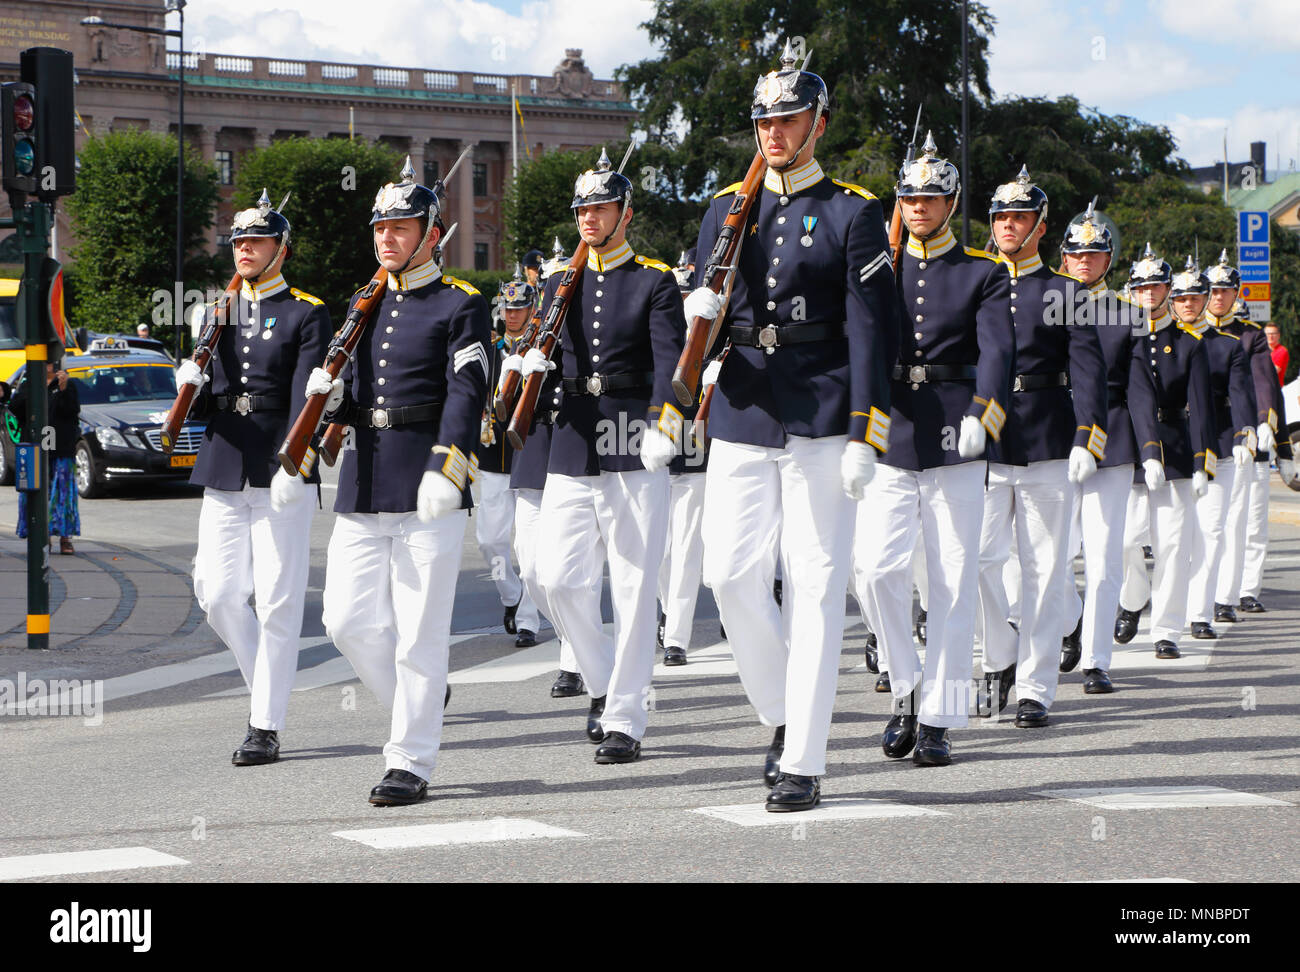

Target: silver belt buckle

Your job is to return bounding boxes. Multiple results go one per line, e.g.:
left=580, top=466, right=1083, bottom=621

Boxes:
left=758, top=325, right=779, bottom=348
left=908, top=365, right=926, bottom=384
left=1012, top=375, right=1024, bottom=392
left=586, top=374, right=604, bottom=396
left=234, top=394, right=252, bottom=416
left=372, top=408, right=390, bottom=429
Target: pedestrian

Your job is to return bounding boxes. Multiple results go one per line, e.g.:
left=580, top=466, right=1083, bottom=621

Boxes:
left=13, top=362, right=82, bottom=555
left=1264, top=323, right=1287, bottom=385
left=136, top=323, right=150, bottom=339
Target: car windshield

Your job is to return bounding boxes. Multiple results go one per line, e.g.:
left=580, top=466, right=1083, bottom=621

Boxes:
left=69, top=364, right=176, bottom=404
left=0, top=301, right=18, bottom=351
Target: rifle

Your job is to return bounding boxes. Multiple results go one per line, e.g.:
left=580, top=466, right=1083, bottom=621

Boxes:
left=671, top=149, right=767, bottom=407
left=159, top=271, right=241, bottom=453
left=492, top=302, right=541, bottom=422
left=889, top=105, right=923, bottom=275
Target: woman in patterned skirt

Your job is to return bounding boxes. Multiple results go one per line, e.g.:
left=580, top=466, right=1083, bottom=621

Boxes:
left=12, top=363, right=81, bottom=554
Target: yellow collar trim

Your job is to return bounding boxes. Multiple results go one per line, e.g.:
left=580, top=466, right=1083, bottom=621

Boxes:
left=999, top=252, right=1043, bottom=278
left=387, top=258, right=442, bottom=293
left=906, top=227, right=956, bottom=259
left=1205, top=310, right=1234, bottom=327
left=587, top=241, right=633, bottom=272
left=240, top=273, right=287, bottom=301
left=1148, top=309, right=1174, bottom=333
left=1183, top=317, right=1209, bottom=335
left=763, top=159, right=824, bottom=196
left=1088, top=281, right=1108, bottom=298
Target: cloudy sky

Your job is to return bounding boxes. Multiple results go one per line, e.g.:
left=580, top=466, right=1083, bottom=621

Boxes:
left=178, top=0, right=1300, bottom=175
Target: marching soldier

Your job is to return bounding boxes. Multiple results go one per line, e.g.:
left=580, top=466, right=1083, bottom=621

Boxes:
left=1114, top=245, right=1215, bottom=660
left=692, top=45, right=902, bottom=810
left=530, top=150, right=684, bottom=764
left=179, top=190, right=329, bottom=766
left=1057, top=205, right=1161, bottom=694
left=975, top=168, right=1108, bottom=728
left=314, top=159, right=491, bottom=804
left=1179, top=258, right=1256, bottom=639
left=855, top=134, right=1012, bottom=764
left=522, top=248, right=545, bottom=288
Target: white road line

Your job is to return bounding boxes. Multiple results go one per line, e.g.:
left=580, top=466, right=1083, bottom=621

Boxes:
left=0, top=847, right=189, bottom=881
left=1080, top=878, right=1193, bottom=883
left=1035, top=786, right=1293, bottom=810
left=692, top=799, right=948, bottom=826
left=333, top=818, right=586, bottom=849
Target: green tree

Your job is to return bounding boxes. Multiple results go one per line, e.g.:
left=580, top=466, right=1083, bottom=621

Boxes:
left=64, top=129, right=221, bottom=334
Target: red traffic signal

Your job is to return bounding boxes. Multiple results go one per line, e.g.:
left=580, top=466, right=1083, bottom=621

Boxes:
left=2, top=81, right=39, bottom=195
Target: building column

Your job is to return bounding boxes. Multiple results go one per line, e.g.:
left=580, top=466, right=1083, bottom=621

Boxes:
left=456, top=140, right=475, bottom=269
left=253, top=131, right=272, bottom=150
left=196, top=127, right=216, bottom=162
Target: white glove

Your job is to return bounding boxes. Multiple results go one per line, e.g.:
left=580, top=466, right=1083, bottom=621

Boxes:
left=957, top=415, right=986, bottom=459
left=176, top=359, right=208, bottom=388
left=1143, top=458, right=1166, bottom=491
left=702, top=358, right=723, bottom=388
left=522, top=347, right=555, bottom=376
left=1257, top=423, right=1276, bottom=454
left=269, top=468, right=302, bottom=512
left=1192, top=470, right=1209, bottom=497
left=684, top=287, right=724, bottom=322
left=1279, top=457, right=1295, bottom=482
left=416, top=470, right=462, bottom=522
left=502, top=353, right=524, bottom=375
left=1233, top=444, right=1253, bottom=467
left=1067, top=445, right=1097, bottom=484
left=841, top=440, right=877, bottom=500
left=1244, top=426, right=1258, bottom=454
left=306, top=367, right=344, bottom=413
left=640, top=426, right=678, bottom=473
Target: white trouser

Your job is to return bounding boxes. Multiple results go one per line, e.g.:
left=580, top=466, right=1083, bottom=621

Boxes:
left=856, top=460, right=986, bottom=729
left=657, top=473, right=706, bottom=650
left=1241, top=461, right=1270, bottom=597
left=912, top=544, right=928, bottom=613
left=1063, top=487, right=1083, bottom=634
left=1217, top=456, right=1253, bottom=605
left=1120, top=480, right=1196, bottom=644
left=322, top=510, right=468, bottom=781
left=978, top=461, right=1073, bottom=708
left=705, top=436, right=855, bottom=776
left=850, top=527, right=888, bottom=673
left=537, top=469, right=669, bottom=740
left=1065, top=464, right=1132, bottom=671
left=1188, top=463, right=1236, bottom=622
left=193, top=482, right=314, bottom=732
left=1003, top=518, right=1023, bottom=628
left=514, top=487, right=578, bottom=673
left=473, top=471, right=539, bottom=633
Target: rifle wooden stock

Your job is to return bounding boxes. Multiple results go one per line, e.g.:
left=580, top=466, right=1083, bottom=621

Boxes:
left=691, top=344, right=730, bottom=449
left=506, top=240, right=589, bottom=450
left=888, top=196, right=905, bottom=278
left=277, top=267, right=389, bottom=475
left=671, top=150, right=767, bottom=407
left=159, top=272, right=242, bottom=453
left=319, top=422, right=346, bottom=467
left=493, top=308, right=541, bottom=422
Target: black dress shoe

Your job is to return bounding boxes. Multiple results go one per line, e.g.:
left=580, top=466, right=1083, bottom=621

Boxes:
left=874, top=672, right=891, bottom=693
left=1238, top=595, right=1266, bottom=613
left=913, top=724, right=951, bottom=766
left=586, top=695, right=606, bottom=742
left=773, top=578, right=783, bottom=606
left=764, top=773, right=820, bottom=812
left=720, top=622, right=727, bottom=639
left=1082, top=668, right=1114, bottom=694
left=368, top=769, right=428, bottom=805
left=657, top=609, right=666, bottom=650
left=232, top=724, right=280, bottom=766
left=1154, top=640, right=1181, bottom=659
left=1214, top=603, right=1239, bottom=623
left=1060, top=617, right=1083, bottom=672
left=882, top=690, right=918, bottom=759
left=1114, top=607, right=1140, bottom=644
left=913, top=608, right=927, bottom=646
left=864, top=631, right=879, bottom=674
left=763, top=725, right=786, bottom=786
left=1190, top=621, right=1217, bottom=640
left=515, top=628, right=537, bottom=648
left=1015, top=699, right=1049, bottom=728
left=444, top=684, right=451, bottom=708
left=551, top=670, right=585, bottom=698
left=975, top=663, right=1016, bottom=718
left=503, top=597, right=520, bottom=635
left=1142, top=544, right=1153, bottom=560
left=663, top=645, right=687, bottom=666
left=594, top=731, right=640, bottom=763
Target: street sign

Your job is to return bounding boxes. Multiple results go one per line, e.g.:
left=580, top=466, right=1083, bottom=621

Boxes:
left=15, top=442, right=40, bottom=491
left=1247, top=301, right=1271, bottom=322
left=1239, top=245, right=1269, bottom=263
left=1238, top=211, right=1270, bottom=244
left=1240, top=265, right=1270, bottom=283
left=1241, top=282, right=1271, bottom=300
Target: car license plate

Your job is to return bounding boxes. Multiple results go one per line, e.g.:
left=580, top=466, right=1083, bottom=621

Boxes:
left=170, top=454, right=196, bottom=468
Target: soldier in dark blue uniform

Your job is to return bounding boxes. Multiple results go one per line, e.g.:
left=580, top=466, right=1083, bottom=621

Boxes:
left=974, top=167, right=1108, bottom=729
left=1115, top=245, right=1215, bottom=659
left=1056, top=204, right=1161, bottom=694
left=179, top=189, right=330, bottom=766
left=692, top=44, right=902, bottom=811
left=855, top=133, right=1013, bottom=767
left=529, top=150, right=685, bottom=764
left=312, top=158, right=491, bottom=805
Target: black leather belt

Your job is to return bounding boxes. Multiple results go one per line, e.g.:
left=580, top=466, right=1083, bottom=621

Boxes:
left=561, top=372, right=654, bottom=396
left=730, top=322, right=846, bottom=348
left=537, top=409, right=559, bottom=427
left=215, top=393, right=287, bottom=415
left=1157, top=405, right=1190, bottom=423
left=1108, top=385, right=1127, bottom=407
left=892, top=363, right=977, bottom=383
left=1012, top=371, right=1069, bottom=392
left=356, top=402, right=441, bottom=429
left=1215, top=396, right=1231, bottom=412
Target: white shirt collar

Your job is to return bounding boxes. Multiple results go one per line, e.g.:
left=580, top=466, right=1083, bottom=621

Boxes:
left=763, top=159, right=825, bottom=196
left=1088, top=280, right=1108, bottom=298
left=905, top=226, right=957, bottom=259
left=387, top=257, right=442, bottom=293
left=587, top=240, right=634, bottom=272
left=240, top=273, right=287, bottom=301
left=999, top=251, right=1043, bottom=279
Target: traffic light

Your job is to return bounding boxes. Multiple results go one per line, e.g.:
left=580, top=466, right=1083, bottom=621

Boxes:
left=1, top=81, right=38, bottom=196
left=21, top=47, right=77, bottom=202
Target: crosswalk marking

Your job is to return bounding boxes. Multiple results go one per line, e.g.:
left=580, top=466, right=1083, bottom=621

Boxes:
left=1035, top=786, right=1292, bottom=809
left=333, top=818, right=586, bottom=849
left=692, top=798, right=948, bottom=826
left=0, top=847, right=188, bottom=881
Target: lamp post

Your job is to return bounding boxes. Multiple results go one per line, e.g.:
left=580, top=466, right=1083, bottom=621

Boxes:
left=82, top=0, right=187, bottom=360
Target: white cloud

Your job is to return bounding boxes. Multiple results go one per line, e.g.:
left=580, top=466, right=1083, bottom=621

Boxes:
left=1165, top=105, right=1300, bottom=175
left=1153, top=0, right=1300, bottom=50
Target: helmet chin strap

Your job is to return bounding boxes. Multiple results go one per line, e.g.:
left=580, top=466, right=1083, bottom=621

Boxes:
left=908, top=192, right=961, bottom=243
left=755, top=104, right=825, bottom=172
left=994, top=212, right=1046, bottom=259
left=374, top=220, right=439, bottom=277
left=575, top=200, right=629, bottom=252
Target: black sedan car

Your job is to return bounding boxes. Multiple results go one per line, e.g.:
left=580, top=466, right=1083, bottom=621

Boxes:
left=2, top=345, right=205, bottom=496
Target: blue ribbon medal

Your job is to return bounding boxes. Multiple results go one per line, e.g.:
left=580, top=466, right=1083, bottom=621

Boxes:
left=800, top=216, right=817, bottom=247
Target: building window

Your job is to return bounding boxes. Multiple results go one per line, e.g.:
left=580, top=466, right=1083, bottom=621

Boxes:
left=424, top=159, right=439, bottom=186
left=474, top=243, right=489, bottom=271
left=214, top=150, right=233, bottom=185
left=473, top=162, right=488, bottom=198
left=216, top=233, right=231, bottom=247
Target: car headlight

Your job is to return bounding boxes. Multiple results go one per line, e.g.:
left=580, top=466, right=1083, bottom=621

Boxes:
left=96, top=428, right=127, bottom=448
left=122, top=431, right=146, bottom=449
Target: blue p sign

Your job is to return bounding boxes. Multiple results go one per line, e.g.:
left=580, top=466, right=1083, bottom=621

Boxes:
left=1238, top=211, right=1269, bottom=245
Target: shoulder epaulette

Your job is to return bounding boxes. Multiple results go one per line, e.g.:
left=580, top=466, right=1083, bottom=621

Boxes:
left=831, top=178, right=876, bottom=201
left=964, top=246, right=1000, bottom=261
left=289, top=287, right=324, bottom=306
left=444, top=275, right=480, bottom=296
left=1242, top=317, right=1262, bottom=329
left=1177, top=323, right=1204, bottom=340
left=1215, top=328, right=1241, bottom=341
left=1050, top=268, right=1078, bottom=280
left=1117, top=293, right=1140, bottom=307
left=714, top=181, right=742, bottom=199
left=635, top=254, right=672, bottom=273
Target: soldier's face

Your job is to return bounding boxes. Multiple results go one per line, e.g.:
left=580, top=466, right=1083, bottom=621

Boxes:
left=1062, top=252, right=1109, bottom=285
left=525, top=267, right=540, bottom=286
left=1207, top=287, right=1238, bottom=317
left=375, top=217, right=438, bottom=270
left=233, top=236, right=280, bottom=278
left=899, top=195, right=954, bottom=237
left=503, top=307, right=530, bottom=333
left=1132, top=283, right=1169, bottom=310
left=575, top=202, right=628, bottom=248
left=992, top=212, right=1043, bottom=256
left=756, top=112, right=824, bottom=167
left=1171, top=294, right=1206, bottom=322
